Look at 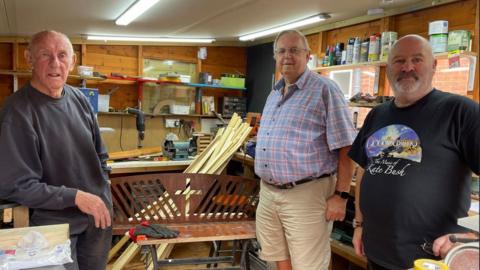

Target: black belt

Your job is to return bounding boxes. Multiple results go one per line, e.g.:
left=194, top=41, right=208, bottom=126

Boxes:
left=264, top=173, right=334, bottom=189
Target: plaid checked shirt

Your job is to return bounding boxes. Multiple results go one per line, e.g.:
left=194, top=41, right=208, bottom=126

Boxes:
left=255, top=69, right=356, bottom=184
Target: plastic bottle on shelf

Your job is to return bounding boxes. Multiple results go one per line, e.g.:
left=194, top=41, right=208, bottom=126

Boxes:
left=323, top=45, right=330, bottom=67
left=328, top=46, right=335, bottom=66
left=335, top=43, right=344, bottom=65
left=368, top=34, right=381, bottom=62
left=360, top=38, right=369, bottom=62
left=352, top=37, right=361, bottom=64
left=341, top=50, right=347, bottom=65
left=346, top=38, right=355, bottom=64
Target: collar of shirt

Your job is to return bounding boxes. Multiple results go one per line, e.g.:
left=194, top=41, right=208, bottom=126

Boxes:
left=273, top=68, right=310, bottom=92
left=273, top=68, right=310, bottom=105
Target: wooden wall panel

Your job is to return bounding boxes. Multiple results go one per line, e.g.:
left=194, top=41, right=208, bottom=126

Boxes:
left=87, top=45, right=137, bottom=58
left=98, top=114, right=200, bottom=152
left=85, top=45, right=138, bottom=77
left=202, top=47, right=247, bottom=79
left=326, top=20, right=382, bottom=48
left=16, top=44, right=29, bottom=70
left=0, top=43, right=12, bottom=69
left=97, top=84, right=138, bottom=109
left=306, top=33, right=320, bottom=55
left=395, top=0, right=477, bottom=38
left=142, top=46, right=197, bottom=63
left=0, top=75, right=12, bottom=106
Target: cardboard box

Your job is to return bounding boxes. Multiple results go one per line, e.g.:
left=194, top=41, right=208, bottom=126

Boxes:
left=220, top=77, right=245, bottom=88
left=170, top=104, right=190, bottom=115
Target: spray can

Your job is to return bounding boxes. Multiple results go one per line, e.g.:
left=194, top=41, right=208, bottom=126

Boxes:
left=428, top=20, right=448, bottom=53
left=380, top=31, right=398, bottom=61
left=346, top=38, right=355, bottom=64
left=328, top=46, right=335, bottom=66
left=368, top=34, right=381, bottom=62
left=341, top=50, right=347, bottom=65
left=352, top=37, right=361, bottom=64
left=323, top=45, right=330, bottom=66
left=360, top=38, right=369, bottom=62
left=335, top=43, right=344, bottom=65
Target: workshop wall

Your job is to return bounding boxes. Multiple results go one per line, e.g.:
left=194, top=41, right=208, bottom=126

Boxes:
left=0, top=42, right=246, bottom=153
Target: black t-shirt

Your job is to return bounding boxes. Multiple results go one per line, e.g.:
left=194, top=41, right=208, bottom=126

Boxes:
left=349, top=89, right=480, bottom=269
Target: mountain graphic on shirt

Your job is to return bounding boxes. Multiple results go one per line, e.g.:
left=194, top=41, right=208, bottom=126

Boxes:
left=365, top=124, right=422, bottom=163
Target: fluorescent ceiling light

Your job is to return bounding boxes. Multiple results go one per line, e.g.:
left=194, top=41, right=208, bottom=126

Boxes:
left=239, top=14, right=330, bottom=41
left=86, top=35, right=215, bottom=43
left=116, top=0, right=160, bottom=26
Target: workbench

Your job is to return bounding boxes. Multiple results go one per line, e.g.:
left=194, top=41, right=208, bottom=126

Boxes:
left=109, top=160, right=192, bottom=174
left=0, top=199, right=29, bottom=228
left=0, top=224, right=69, bottom=270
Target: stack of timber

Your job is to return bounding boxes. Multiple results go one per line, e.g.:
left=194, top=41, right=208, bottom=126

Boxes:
left=195, top=133, right=213, bottom=155
left=108, top=146, right=163, bottom=161
left=109, top=113, right=252, bottom=270
left=185, top=113, right=252, bottom=175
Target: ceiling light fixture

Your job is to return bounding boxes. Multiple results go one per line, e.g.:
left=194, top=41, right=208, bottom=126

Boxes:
left=238, top=13, right=330, bottom=41
left=86, top=35, right=215, bottom=43
left=116, top=0, right=160, bottom=26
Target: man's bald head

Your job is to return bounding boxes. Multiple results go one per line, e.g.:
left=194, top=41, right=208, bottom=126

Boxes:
left=386, top=34, right=437, bottom=107
left=28, top=30, right=74, bottom=57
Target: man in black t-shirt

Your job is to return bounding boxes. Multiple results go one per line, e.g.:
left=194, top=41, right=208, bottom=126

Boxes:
left=348, top=34, right=479, bottom=270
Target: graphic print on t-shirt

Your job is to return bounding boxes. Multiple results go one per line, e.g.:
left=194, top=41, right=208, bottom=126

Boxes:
left=365, top=124, right=421, bottom=177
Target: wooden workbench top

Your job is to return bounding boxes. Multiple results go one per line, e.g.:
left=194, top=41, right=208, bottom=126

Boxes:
left=0, top=224, right=69, bottom=249
left=109, top=160, right=192, bottom=174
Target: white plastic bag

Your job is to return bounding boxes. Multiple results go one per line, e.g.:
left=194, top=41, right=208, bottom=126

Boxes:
left=0, top=230, right=72, bottom=270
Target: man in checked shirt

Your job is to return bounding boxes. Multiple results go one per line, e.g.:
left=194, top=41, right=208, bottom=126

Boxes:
left=255, top=29, right=356, bottom=270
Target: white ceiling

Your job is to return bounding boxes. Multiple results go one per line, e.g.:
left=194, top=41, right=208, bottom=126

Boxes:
left=0, top=0, right=438, bottom=43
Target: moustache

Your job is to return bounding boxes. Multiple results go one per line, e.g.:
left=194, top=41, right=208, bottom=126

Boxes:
left=397, top=72, right=419, bottom=82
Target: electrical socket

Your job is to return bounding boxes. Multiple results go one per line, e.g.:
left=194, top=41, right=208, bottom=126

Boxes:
left=165, top=118, right=180, bottom=128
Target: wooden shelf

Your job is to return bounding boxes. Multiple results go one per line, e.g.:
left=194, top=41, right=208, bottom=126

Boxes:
left=348, top=102, right=379, bottom=108
left=434, top=51, right=477, bottom=59
left=98, top=111, right=224, bottom=118
left=0, top=70, right=246, bottom=91
left=0, top=69, right=32, bottom=76
left=312, top=61, right=385, bottom=72
left=312, top=51, right=477, bottom=73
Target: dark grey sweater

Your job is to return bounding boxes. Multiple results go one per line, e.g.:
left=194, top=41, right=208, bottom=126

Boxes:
left=0, top=83, right=111, bottom=216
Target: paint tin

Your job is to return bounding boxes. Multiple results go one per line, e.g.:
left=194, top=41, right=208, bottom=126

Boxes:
left=380, top=31, right=397, bottom=61
left=430, top=34, right=448, bottom=53
left=368, top=34, right=381, bottom=62
left=447, top=30, right=472, bottom=51
left=352, top=37, right=361, bottom=64
left=346, top=38, right=355, bottom=64
left=360, top=38, right=369, bottom=62
left=429, top=20, right=448, bottom=53
left=428, top=20, right=448, bottom=35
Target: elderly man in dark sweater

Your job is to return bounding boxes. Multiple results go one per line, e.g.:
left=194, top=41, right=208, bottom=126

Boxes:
left=0, top=30, right=112, bottom=270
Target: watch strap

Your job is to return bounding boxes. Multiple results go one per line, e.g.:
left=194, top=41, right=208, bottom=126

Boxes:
left=334, top=190, right=349, bottom=199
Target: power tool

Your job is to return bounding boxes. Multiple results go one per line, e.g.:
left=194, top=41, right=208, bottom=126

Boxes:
left=126, top=108, right=145, bottom=148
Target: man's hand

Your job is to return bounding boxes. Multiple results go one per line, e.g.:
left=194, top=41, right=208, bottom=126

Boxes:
left=325, top=195, right=347, bottom=221
left=352, top=227, right=365, bottom=257
left=432, top=234, right=455, bottom=258
left=75, top=190, right=111, bottom=229
left=433, top=233, right=479, bottom=258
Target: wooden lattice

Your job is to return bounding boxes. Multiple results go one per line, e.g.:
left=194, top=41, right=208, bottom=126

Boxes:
left=110, top=173, right=259, bottom=234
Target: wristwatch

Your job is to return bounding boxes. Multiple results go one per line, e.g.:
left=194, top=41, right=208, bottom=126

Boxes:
left=334, top=190, right=349, bottom=200
left=353, top=218, right=363, bottom=228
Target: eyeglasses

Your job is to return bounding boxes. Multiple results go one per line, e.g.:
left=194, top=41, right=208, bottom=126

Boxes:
left=274, top=47, right=308, bottom=56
